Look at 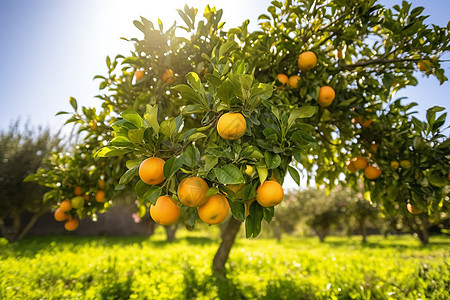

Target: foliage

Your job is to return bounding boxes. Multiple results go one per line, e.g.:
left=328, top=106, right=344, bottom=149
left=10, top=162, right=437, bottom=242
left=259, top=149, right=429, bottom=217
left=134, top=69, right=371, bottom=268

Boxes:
left=28, top=0, right=450, bottom=238
left=0, top=120, right=62, bottom=241
left=0, top=234, right=449, bottom=299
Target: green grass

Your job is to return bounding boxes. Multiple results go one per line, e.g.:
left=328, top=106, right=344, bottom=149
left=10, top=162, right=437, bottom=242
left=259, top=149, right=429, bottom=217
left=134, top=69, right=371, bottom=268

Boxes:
left=0, top=228, right=449, bottom=299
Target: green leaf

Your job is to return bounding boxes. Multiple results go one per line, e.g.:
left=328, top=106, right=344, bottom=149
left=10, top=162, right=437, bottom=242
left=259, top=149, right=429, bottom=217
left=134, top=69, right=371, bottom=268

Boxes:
left=181, top=144, right=200, bottom=168
left=217, top=79, right=235, bottom=106
left=263, top=207, right=274, bottom=223
left=122, top=110, right=144, bottom=128
left=128, top=127, right=145, bottom=144
left=256, top=165, right=268, bottom=185
left=202, top=155, right=218, bottom=173
left=110, top=136, right=134, bottom=147
left=144, top=105, right=159, bottom=134
left=160, top=118, right=176, bottom=137
left=245, top=203, right=263, bottom=238
left=95, top=146, right=131, bottom=158
left=288, top=106, right=317, bottom=128
left=69, top=97, right=77, bottom=111
left=214, top=164, right=245, bottom=184
left=427, top=173, right=448, bottom=187
left=288, top=166, right=301, bottom=186
left=126, top=159, right=142, bottom=169
left=187, top=132, right=207, bottom=142
left=163, top=156, right=183, bottom=178
left=265, top=152, right=281, bottom=169
left=118, top=167, right=139, bottom=188
left=219, top=41, right=237, bottom=58
left=206, top=187, right=219, bottom=197
left=142, top=186, right=162, bottom=205
left=229, top=202, right=245, bottom=222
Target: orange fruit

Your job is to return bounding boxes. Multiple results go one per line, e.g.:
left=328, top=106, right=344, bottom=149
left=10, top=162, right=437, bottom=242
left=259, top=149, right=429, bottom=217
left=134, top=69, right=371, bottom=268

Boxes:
left=336, top=49, right=343, bottom=60
left=177, top=177, right=209, bottom=207
left=198, top=194, right=230, bottom=225
left=59, top=200, right=72, bottom=212
left=277, top=74, right=289, bottom=85
left=217, top=113, right=247, bottom=140
left=227, top=184, right=245, bottom=194
left=364, top=165, right=382, bottom=179
left=390, top=161, right=399, bottom=170
left=82, top=195, right=90, bottom=201
left=88, top=120, right=97, bottom=130
left=150, top=196, right=181, bottom=225
left=74, top=186, right=82, bottom=196
left=256, top=181, right=284, bottom=207
left=288, top=75, right=300, bottom=88
left=407, top=203, right=423, bottom=215
left=135, top=69, right=144, bottom=81
left=95, top=190, right=105, bottom=203
left=370, top=143, right=379, bottom=152
left=298, top=51, right=317, bottom=71
left=54, top=208, right=68, bottom=222
left=346, top=161, right=357, bottom=172
left=357, top=116, right=374, bottom=128
left=351, top=156, right=368, bottom=170
left=162, top=68, right=175, bottom=84
left=98, top=179, right=105, bottom=189
left=139, top=157, right=165, bottom=185
left=400, top=160, right=412, bottom=169
left=417, top=60, right=431, bottom=72
left=71, top=196, right=85, bottom=209
left=64, top=218, right=79, bottom=231
left=318, top=86, right=335, bottom=107
left=245, top=165, right=255, bottom=176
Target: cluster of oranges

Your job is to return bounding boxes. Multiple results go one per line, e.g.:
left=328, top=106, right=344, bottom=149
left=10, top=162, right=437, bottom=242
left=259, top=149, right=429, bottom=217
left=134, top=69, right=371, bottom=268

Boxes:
left=346, top=156, right=382, bottom=180
left=53, top=180, right=106, bottom=231
left=138, top=109, right=286, bottom=226
left=134, top=68, right=175, bottom=84
left=277, top=51, right=336, bottom=108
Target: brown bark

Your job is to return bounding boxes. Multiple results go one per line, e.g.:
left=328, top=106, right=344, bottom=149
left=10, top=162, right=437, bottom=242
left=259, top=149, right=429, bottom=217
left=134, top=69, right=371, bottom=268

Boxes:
left=213, top=217, right=242, bottom=276
left=164, top=224, right=178, bottom=242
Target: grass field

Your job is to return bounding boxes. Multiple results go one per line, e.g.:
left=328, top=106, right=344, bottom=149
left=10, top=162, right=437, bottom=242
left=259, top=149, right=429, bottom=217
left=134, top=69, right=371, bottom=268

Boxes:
left=1, top=228, right=449, bottom=299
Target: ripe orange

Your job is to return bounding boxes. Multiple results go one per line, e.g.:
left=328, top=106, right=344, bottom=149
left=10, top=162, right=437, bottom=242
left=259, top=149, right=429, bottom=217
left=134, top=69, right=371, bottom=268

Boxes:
left=59, top=200, right=72, bottom=212
left=54, top=208, right=68, bottom=222
left=288, top=75, right=300, bottom=88
left=318, top=86, right=335, bottom=107
left=138, top=157, right=165, bottom=185
left=98, top=179, right=105, bottom=189
left=74, top=186, right=83, bottom=196
left=364, top=165, right=382, bottom=179
left=198, top=194, right=230, bottom=225
left=298, top=51, right=317, bottom=71
left=150, top=196, right=181, bottom=225
left=390, top=161, right=399, bottom=170
left=177, top=177, right=209, bottom=207
left=407, top=203, right=423, bottom=215
left=256, top=181, right=284, bottom=207
left=71, top=196, right=85, bottom=209
left=82, top=195, right=90, bottom=201
left=65, top=218, right=79, bottom=231
left=400, top=160, right=412, bottom=169
left=227, top=184, right=245, bottom=194
left=351, top=156, right=368, bottom=170
left=162, top=68, right=175, bottom=84
left=277, top=74, right=289, bottom=85
left=135, top=69, right=144, bottom=81
left=359, top=117, right=374, bottom=128
left=95, top=190, right=105, bottom=203
left=217, top=113, right=247, bottom=140
left=346, top=160, right=357, bottom=172
left=370, top=143, right=379, bottom=152
left=417, top=60, right=431, bottom=72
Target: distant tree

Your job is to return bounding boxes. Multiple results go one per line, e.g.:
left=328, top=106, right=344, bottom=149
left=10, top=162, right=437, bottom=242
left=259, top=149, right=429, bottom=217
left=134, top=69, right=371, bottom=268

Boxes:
left=0, top=121, right=62, bottom=242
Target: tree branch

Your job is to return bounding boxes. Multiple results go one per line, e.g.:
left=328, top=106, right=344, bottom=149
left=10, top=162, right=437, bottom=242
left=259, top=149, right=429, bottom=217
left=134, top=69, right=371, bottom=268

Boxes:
left=343, top=57, right=420, bottom=70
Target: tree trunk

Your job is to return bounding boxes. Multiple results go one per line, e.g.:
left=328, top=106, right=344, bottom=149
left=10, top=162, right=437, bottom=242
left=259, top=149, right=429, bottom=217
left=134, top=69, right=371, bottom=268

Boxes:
left=274, top=221, right=281, bottom=242
left=417, top=214, right=430, bottom=246
left=16, top=210, right=47, bottom=242
left=359, top=218, right=367, bottom=243
left=213, top=217, right=242, bottom=276
left=164, top=224, right=178, bottom=242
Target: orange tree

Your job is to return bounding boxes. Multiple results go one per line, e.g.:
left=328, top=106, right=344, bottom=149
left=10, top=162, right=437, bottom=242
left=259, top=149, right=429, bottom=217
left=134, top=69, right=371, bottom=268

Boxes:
left=31, top=1, right=449, bottom=274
